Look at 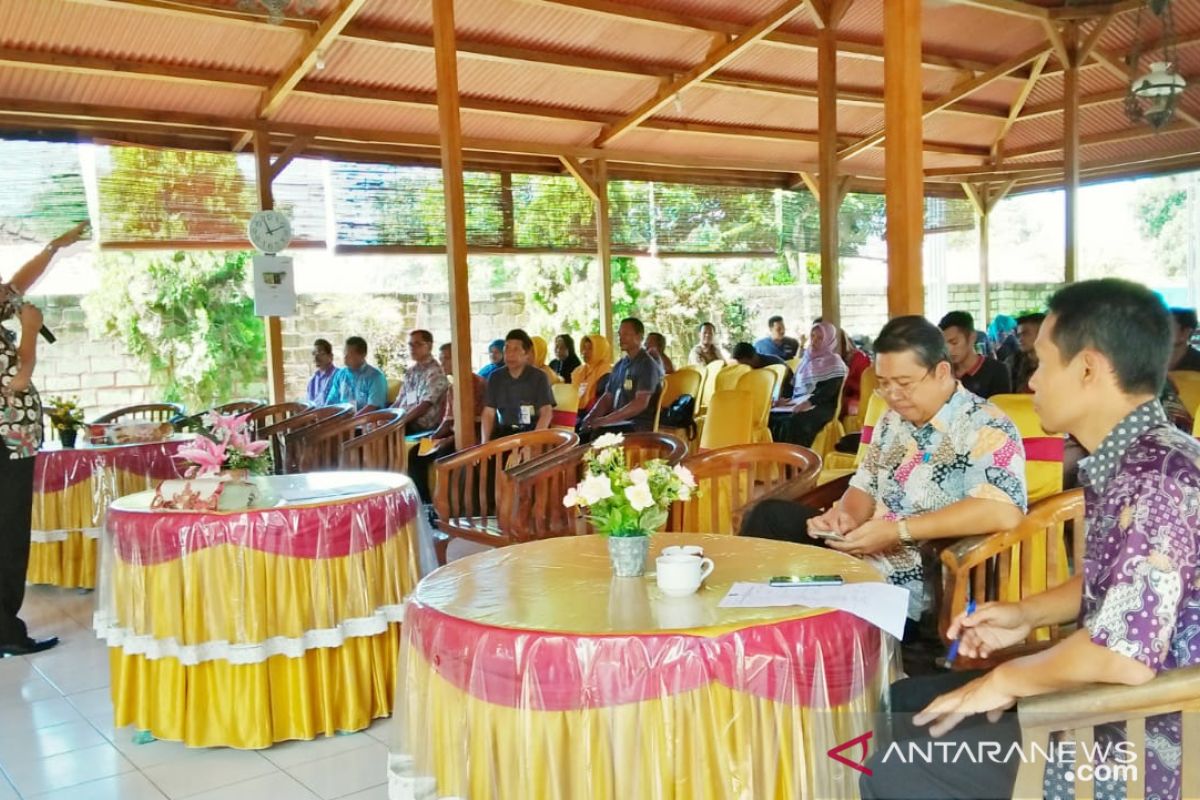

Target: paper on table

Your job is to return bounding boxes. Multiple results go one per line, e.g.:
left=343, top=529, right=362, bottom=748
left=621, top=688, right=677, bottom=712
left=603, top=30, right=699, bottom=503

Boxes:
left=719, top=581, right=909, bottom=640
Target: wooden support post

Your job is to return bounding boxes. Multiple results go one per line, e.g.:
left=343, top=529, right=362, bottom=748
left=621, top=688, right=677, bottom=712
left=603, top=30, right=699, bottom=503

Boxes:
left=979, top=198, right=991, bottom=325
left=1063, top=22, right=1081, bottom=283
left=884, top=0, right=924, bottom=316
left=432, top=0, right=476, bottom=451
left=253, top=130, right=287, bottom=404
left=594, top=159, right=615, bottom=345
left=817, top=11, right=842, bottom=326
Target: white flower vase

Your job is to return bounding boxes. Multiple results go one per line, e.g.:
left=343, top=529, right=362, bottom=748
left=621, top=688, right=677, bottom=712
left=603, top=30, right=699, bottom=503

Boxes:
left=607, top=534, right=650, bottom=578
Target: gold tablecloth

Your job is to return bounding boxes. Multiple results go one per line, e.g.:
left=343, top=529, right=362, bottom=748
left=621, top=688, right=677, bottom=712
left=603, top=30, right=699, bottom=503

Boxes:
left=95, top=472, right=430, bottom=749
left=389, top=534, right=898, bottom=800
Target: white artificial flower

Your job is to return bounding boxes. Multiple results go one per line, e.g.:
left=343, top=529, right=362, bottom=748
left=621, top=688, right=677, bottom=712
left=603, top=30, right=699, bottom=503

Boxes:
left=563, top=487, right=579, bottom=508
left=592, top=432, right=625, bottom=450
left=577, top=473, right=615, bottom=505
left=595, top=447, right=616, bottom=465
left=678, top=484, right=692, bottom=502
left=673, top=464, right=697, bottom=489
left=624, top=482, right=655, bottom=512
left=628, top=467, right=650, bottom=485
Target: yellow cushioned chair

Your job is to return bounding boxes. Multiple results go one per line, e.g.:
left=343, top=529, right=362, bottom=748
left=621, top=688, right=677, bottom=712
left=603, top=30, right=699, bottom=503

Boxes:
left=698, top=360, right=725, bottom=415
left=699, top=390, right=754, bottom=450
left=763, top=363, right=789, bottom=401
left=841, top=366, right=876, bottom=434
left=736, top=368, right=778, bottom=444
left=807, top=378, right=846, bottom=460
left=550, top=382, right=580, bottom=430
left=386, top=379, right=402, bottom=406
left=714, top=363, right=751, bottom=393
left=656, top=367, right=703, bottom=433
left=1169, top=370, right=1200, bottom=418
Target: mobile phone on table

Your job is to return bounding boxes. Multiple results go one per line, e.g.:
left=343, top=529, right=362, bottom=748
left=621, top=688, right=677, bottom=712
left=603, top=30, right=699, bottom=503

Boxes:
left=769, top=575, right=844, bottom=587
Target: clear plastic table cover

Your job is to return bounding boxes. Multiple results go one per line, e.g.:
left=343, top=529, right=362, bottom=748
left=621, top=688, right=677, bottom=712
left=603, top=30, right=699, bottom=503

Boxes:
left=94, top=471, right=434, bottom=666
left=389, top=533, right=899, bottom=800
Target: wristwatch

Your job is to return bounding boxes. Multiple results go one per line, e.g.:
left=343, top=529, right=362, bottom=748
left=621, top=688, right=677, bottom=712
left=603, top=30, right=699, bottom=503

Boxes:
left=897, top=519, right=915, bottom=546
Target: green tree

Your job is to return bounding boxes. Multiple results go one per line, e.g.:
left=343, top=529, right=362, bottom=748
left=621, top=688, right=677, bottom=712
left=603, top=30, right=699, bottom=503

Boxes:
left=1136, top=176, right=1187, bottom=277
left=84, top=251, right=266, bottom=408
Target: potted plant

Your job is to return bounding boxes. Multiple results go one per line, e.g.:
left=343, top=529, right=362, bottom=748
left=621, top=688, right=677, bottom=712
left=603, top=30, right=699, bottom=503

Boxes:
left=176, top=412, right=271, bottom=480
left=563, top=433, right=697, bottom=577
left=46, top=397, right=86, bottom=448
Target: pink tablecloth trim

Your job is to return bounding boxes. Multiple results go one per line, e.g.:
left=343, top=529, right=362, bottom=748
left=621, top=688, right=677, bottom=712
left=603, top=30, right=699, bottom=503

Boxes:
left=33, top=439, right=188, bottom=493
left=406, top=601, right=880, bottom=712
left=107, top=486, right=418, bottom=566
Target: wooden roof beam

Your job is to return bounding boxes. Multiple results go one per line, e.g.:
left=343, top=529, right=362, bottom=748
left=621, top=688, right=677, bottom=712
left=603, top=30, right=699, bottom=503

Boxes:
left=943, top=0, right=1048, bottom=20
left=63, top=0, right=316, bottom=30
left=1048, top=1, right=1145, bottom=20
left=839, top=42, right=1053, bottom=161
left=992, top=51, right=1049, bottom=162
left=259, top=0, right=368, bottom=119
left=595, top=0, right=809, bottom=146
left=1004, top=118, right=1196, bottom=160
left=1088, top=46, right=1200, bottom=129
left=0, top=46, right=275, bottom=88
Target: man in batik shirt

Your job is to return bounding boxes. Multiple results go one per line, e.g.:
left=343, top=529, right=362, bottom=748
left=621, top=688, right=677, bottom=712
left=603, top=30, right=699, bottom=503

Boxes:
left=861, top=279, right=1200, bottom=800
left=391, top=329, right=449, bottom=435
left=741, top=316, right=1028, bottom=634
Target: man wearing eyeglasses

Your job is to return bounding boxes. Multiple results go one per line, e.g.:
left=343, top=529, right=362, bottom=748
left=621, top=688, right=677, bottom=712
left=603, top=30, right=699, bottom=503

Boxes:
left=741, top=315, right=1028, bottom=637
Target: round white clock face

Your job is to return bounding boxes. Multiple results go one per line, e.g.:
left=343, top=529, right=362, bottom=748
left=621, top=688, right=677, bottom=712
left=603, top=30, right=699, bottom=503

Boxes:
left=247, top=210, right=293, bottom=253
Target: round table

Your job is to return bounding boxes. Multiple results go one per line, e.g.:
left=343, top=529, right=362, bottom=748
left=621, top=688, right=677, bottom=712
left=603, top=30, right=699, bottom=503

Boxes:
left=388, top=533, right=898, bottom=800
left=29, top=436, right=191, bottom=588
left=94, top=471, right=432, bottom=749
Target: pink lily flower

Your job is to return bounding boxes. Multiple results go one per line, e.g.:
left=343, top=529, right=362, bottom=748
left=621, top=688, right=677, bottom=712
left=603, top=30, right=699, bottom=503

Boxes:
left=176, top=436, right=228, bottom=477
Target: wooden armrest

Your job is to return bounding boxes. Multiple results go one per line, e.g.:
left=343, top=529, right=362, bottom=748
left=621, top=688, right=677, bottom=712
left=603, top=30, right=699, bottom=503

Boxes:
left=940, top=523, right=1045, bottom=574
left=1017, top=664, right=1200, bottom=731
left=795, top=472, right=852, bottom=511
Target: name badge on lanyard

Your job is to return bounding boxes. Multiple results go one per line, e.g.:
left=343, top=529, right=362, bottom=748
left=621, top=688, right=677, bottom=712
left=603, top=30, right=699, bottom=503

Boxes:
left=623, top=378, right=634, bottom=392
left=519, top=405, right=534, bottom=426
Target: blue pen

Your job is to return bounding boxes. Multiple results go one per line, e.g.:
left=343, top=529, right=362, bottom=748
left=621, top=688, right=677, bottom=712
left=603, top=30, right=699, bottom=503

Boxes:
left=946, top=599, right=976, bottom=666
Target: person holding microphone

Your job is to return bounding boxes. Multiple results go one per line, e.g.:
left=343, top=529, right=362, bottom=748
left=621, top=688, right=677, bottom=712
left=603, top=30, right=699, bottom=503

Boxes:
left=1, top=221, right=88, bottom=657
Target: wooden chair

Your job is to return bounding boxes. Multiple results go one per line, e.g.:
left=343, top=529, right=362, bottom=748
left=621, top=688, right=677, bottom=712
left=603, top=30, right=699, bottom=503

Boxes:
left=247, top=402, right=310, bottom=435
left=93, top=403, right=185, bottom=424
left=939, top=489, right=1085, bottom=668
left=340, top=411, right=408, bottom=472
left=990, top=393, right=1065, bottom=504
left=1013, top=665, right=1200, bottom=800
left=736, top=368, right=778, bottom=444
left=656, top=367, right=702, bottom=435
left=258, top=404, right=353, bottom=474
left=433, top=429, right=578, bottom=563
left=842, top=366, right=876, bottom=434
left=550, top=382, right=580, bottom=430
left=211, top=399, right=264, bottom=416
left=505, top=431, right=689, bottom=543
left=667, top=442, right=821, bottom=535
left=698, top=390, right=754, bottom=450
left=291, top=410, right=398, bottom=473
left=1169, top=369, right=1200, bottom=417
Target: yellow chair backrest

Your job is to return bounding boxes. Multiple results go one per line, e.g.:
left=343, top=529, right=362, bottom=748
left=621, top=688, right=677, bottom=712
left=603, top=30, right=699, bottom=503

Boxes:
left=785, top=356, right=800, bottom=373
left=1194, top=410, right=1200, bottom=439
left=714, top=364, right=751, bottom=393
left=764, top=363, right=789, bottom=400
left=1170, top=370, right=1200, bottom=417
left=736, top=368, right=777, bottom=434
left=551, top=382, right=579, bottom=413
left=657, top=367, right=704, bottom=432
left=386, top=379, right=402, bottom=406
left=990, top=393, right=1063, bottom=504
left=854, top=393, right=889, bottom=465
left=699, top=390, right=754, bottom=450
left=698, top=360, right=725, bottom=413
left=858, top=366, right=877, bottom=406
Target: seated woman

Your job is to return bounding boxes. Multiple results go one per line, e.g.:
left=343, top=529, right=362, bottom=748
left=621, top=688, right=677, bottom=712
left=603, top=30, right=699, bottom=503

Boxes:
left=768, top=321, right=847, bottom=448
left=571, top=334, right=612, bottom=415
left=530, top=335, right=562, bottom=385
left=838, top=328, right=872, bottom=418
left=549, top=334, right=581, bottom=384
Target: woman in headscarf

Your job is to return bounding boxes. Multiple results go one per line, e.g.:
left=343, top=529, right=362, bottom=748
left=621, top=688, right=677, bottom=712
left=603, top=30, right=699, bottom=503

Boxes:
left=530, top=336, right=562, bottom=385
left=987, top=315, right=1018, bottom=363
left=477, top=339, right=505, bottom=379
left=570, top=334, right=612, bottom=414
left=549, top=334, right=581, bottom=383
left=768, top=321, right=848, bottom=447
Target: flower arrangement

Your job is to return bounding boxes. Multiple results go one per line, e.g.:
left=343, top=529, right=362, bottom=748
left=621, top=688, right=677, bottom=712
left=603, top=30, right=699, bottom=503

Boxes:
left=176, top=412, right=270, bottom=478
left=563, top=433, right=697, bottom=537
left=46, top=397, right=85, bottom=433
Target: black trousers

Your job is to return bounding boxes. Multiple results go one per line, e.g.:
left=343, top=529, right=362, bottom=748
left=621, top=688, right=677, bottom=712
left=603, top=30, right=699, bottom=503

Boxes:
left=0, top=454, right=35, bottom=645
left=739, top=498, right=821, bottom=542
left=860, top=670, right=1022, bottom=800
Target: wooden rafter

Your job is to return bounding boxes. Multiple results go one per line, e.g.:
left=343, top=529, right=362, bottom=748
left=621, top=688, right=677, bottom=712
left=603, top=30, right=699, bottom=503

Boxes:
left=1078, top=14, right=1116, bottom=63
left=944, top=0, right=1048, bottom=20
left=64, top=0, right=316, bottom=30
left=1018, top=88, right=1130, bottom=120
left=559, top=156, right=600, bottom=201
left=839, top=43, right=1053, bottom=161
left=1005, top=118, right=1195, bottom=160
left=992, top=52, right=1049, bottom=162
left=267, top=134, right=312, bottom=181
left=259, top=0, right=368, bottom=119
left=1048, top=0, right=1144, bottom=20
left=1088, top=46, right=1200, bottom=129
left=595, top=0, right=808, bottom=146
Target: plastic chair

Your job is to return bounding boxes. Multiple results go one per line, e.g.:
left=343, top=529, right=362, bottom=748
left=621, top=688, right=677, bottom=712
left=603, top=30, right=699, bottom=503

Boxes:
left=807, top=378, right=846, bottom=459
left=551, top=382, right=580, bottom=430
left=697, top=360, right=726, bottom=414
left=785, top=356, right=801, bottom=374
left=736, top=368, right=777, bottom=444
left=713, top=363, right=751, bottom=393
left=763, top=363, right=789, bottom=401
left=842, top=366, right=876, bottom=433
left=820, top=392, right=887, bottom=482
left=698, top=390, right=754, bottom=450
left=656, top=367, right=703, bottom=433
left=1169, top=370, right=1200, bottom=417
left=667, top=442, right=821, bottom=535
left=990, top=393, right=1064, bottom=504
left=387, top=378, right=403, bottom=406
left=93, top=403, right=186, bottom=424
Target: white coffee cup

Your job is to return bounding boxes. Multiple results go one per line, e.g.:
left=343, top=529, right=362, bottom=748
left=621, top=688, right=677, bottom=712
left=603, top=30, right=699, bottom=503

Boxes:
left=656, top=554, right=715, bottom=597
left=661, top=545, right=704, bottom=559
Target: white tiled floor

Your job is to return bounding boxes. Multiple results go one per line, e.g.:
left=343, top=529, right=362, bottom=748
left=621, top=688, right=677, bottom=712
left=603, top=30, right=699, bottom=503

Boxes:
left=0, top=586, right=391, bottom=800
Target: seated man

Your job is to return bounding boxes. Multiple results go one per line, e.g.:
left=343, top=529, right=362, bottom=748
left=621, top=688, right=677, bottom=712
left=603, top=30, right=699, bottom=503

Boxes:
left=324, top=335, right=389, bottom=413
left=645, top=332, right=676, bottom=375
left=862, top=279, right=1200, bottom=800
left=938, top=311, right=1011, bottom=398
left=740, top=316, right=1027, bottom=634
left=306, top=338, right=336, bottom=405
left=1008, top=312, right=1045, bottom=393
left=390, top=329, right=448, bottom=435
left=481, top=329, right=554, bottom=442
left=580, top=317, right=664, bottom=435
left=732, top=341, right=787, bottom=371
left=754, top=315, right=800, bottom=361
left=408, top=342, right=486, bottom=503
left=1168, top=307, right=1200, bottom=371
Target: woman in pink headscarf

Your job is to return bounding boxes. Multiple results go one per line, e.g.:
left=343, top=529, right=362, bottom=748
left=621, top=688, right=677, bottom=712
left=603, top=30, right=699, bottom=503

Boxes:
left=768, top=321, right=848, bottom=447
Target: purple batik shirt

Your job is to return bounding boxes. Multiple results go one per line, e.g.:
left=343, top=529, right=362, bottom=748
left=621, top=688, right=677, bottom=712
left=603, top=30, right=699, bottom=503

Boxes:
left=306, top=364, right=336, bottom=406
left=1043, top=401, right=1200, bottom=800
